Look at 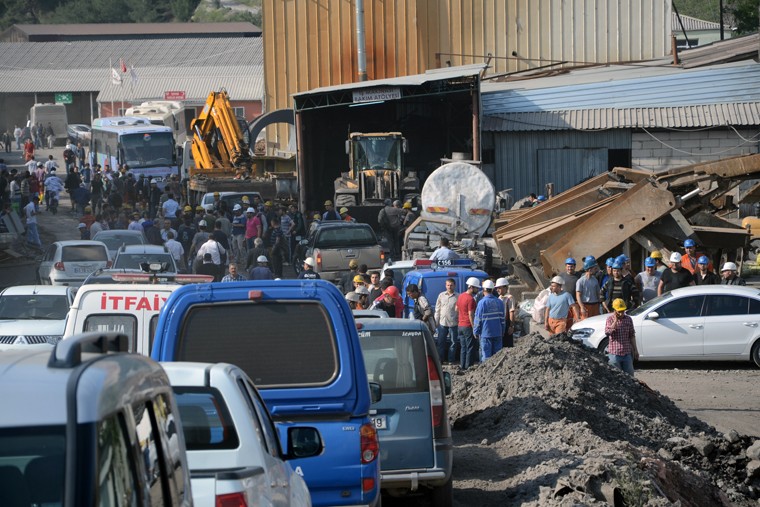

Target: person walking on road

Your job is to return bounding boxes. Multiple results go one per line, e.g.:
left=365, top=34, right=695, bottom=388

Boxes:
left=605, top=298, right=639, bottom=376
left=24, top=195, right=42, bottom=249
left=249, top=255, right=274, bottom=280
left=297, top=257, right=321, bottom=280
left=221, top=262, right=247, bottom=282
left=406, top=284, right=436, bottom=333
left=474, top=279, right=505, bottom=361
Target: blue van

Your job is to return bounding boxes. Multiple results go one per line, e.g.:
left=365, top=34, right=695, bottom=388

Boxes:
left=151, top=280, right=382, bottom=507
left=401, top=259, right=489, bottom=317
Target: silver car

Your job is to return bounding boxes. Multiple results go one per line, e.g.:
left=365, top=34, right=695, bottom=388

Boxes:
left=92, top=229, right=146, bottom=260
left=37, top=240, right=110, bottom=286
left=0, top=285, right=75, bottom=349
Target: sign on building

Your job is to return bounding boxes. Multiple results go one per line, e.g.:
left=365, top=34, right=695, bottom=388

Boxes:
left=352, top=87, right=402, bottom=103
left=164, top=91, right=187, bottom=100
left=54, top=93, right=73, bottom=104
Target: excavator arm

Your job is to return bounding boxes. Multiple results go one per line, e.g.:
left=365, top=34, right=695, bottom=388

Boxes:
left=189, top=89, right=253, bottom=178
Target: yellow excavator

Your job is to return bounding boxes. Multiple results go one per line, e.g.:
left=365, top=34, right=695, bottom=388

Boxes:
left=189, top=89, right=253, bottom=179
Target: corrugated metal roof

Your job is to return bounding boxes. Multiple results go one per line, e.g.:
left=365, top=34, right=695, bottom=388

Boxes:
left=677, top=33, right=759, bottom=68
left=672, top=13, right=725, bottom=32
left=293, top=64, right=486, bottom=97
left=482, top=103, right=760, bottom=131
left=8, top=22, right=260, bottom=36
left=96, top=65, right=263, bottom=103
left=482, top=62, right=760, bottom=114
left=0, top=37, right=262, bottom=71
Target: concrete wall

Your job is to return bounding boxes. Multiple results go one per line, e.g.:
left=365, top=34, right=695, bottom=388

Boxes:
left=632, top=128, right=759, bottom=171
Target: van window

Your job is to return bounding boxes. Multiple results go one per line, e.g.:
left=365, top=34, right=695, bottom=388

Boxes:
left=0, top=425, right=65, bottom=505
left=315, top=226, right=377, bottom=249
left=85, top=315, right=137, bottom=352
left=359, top=330, right=428, bottom=393
left=173, top=388, right=240, bottom=450
left=149, top=315, right=159, bottom=354
left=133, top=402, right=166, bottom=504
left=177, top=302, right=337, bottom=387
left=97, top=413, right=139, bottom=506
left=62, top=245, right=108, bottom=262
left=153, top=394, right=186, bottom=501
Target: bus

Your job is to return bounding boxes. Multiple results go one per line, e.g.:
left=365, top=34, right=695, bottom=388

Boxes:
left=29, top=103, right=68, bottom=146
left=90, top=117, right=177, bottom=183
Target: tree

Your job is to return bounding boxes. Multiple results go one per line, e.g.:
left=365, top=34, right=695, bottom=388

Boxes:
left=727, top=0, right=760, bottom=34
left=171, top=0, right=200, bottom=22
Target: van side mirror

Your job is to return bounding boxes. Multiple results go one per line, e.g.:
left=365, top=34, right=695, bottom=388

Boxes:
left=369, top=381, right=382, bottom=404
left=646, top=311, right=659, bottom=320
left=443, top=372, right=452, bottom=396
left=285, top=427, right=323, bottom=459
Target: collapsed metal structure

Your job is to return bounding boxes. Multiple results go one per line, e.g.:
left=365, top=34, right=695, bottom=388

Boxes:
left=494, top=154, right=760, bottom=289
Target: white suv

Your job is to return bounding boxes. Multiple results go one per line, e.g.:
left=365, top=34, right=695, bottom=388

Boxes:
left=0, top=332, right=193, bottom=506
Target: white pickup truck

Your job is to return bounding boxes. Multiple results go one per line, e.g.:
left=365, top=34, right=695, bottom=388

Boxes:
left=163, top=362, right=324, bottom=507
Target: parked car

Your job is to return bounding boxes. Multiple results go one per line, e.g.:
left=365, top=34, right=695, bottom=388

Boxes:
left=0, top=285, right=75, bottom=349
left=382, top=259, right=417, bottom=290
left=295, top=221, right=385, bottom=282
left=37, top=240, right=110, bottom=286
left=163, top=362, right=322, bottom=507
left=66, top=123, right=91, bottom=143
left=0, top=331, right=193, bottom=506
left=92, top=229, right=146, bottom=259
left=356, top=318, right=453, bottom=505
left=112, top=244, right=178, bottom=274
left=401, top=259, right=488, bottom=318
left=152, top=280, right=383, bottom=507
left=200, top=191, right=263, bottom=213
left=570, top=285, right=760, bottom=367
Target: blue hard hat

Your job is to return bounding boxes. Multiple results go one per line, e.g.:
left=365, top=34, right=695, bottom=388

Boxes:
left=565, top=257, right=576, bottom=265
left=615, top=254, right=629, bottom=264
left=684, top=239, right=696, bottom=248
left=612, top=261, right=624, bottom=269
left=697, top=255, right=709, bottom=265
left=537, top=195, right=547, bottom=201
left=644, top=257, right=657, bottom=267
left=605, top=257, right=615, bottom=267
left=583, top=258, right=597, bottom=270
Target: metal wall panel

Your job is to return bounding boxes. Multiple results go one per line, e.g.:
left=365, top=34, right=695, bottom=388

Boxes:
left=490, top=129, right=631, bottom=200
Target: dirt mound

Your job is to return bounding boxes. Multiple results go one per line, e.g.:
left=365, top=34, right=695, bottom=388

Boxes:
left=448, top=334, right=760, bottom=506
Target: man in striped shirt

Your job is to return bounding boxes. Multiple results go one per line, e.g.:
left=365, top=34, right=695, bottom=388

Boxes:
left=604, top=298, right=639, bottom=376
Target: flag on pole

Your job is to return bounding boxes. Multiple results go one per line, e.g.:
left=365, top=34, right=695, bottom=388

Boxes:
left=120, top=58, right=127, bottom=74
left=111, top=66, right=122, bottom=86
left=129, top=65, right=138, bottom=85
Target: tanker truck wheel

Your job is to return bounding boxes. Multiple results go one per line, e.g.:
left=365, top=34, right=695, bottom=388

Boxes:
left=335, top=193, right=356, bottom=207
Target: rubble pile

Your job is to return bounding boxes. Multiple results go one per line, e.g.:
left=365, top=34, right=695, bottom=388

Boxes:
left=448, top=334, right=760, bottom=506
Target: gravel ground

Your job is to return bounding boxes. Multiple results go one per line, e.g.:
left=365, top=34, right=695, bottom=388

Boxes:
left=446, top=334, right=760, bottom=506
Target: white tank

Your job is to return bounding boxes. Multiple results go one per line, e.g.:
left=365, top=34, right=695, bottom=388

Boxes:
left=420, top=162, right=495, bottom=238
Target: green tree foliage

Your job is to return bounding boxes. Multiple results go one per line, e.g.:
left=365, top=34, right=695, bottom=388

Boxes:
left=727, top=0, right=760, bottom=34
left=171, top=0, right=201, bottom=22
left=673, top=0, right=721, bottom=22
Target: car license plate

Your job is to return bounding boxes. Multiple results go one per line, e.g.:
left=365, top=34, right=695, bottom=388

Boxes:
left=371, top=415, right=387, bottom=430
left=74, top=265, right=93, bottom=274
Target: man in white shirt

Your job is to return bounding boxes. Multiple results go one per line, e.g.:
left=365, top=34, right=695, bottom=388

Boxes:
left=162, top=193, right=180, bottom=220
left=164, top=230, right=186, bottom=272
left=434, top=278, right=459, bottom=364
left=44, top=155, right=58, bottom=173
left=429, top=237, right=459, bottom=262
left=24, top=196, right=41, bottom=248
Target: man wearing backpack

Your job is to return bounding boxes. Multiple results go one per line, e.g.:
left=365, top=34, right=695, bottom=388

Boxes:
left=378, top=198, right=404, bottom=260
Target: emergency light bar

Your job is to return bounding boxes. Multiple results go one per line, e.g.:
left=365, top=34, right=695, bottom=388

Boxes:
left=412, top=259, right=477, bottom=270
left=110, top=273, right=214, bottom=284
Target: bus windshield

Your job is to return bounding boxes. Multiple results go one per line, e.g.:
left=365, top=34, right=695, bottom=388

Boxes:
left=121, top=132, right=174, bottom=168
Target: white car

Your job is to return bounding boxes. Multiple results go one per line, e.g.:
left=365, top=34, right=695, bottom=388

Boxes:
left=38, top=240, right=110, bottom=286
left=0, top=285, right=75, bottom=349
left=67, top=123, right=91, bottom=143
left=571, top=285, right=760, bottom=367
left=163, top=362, right=323, bottom=507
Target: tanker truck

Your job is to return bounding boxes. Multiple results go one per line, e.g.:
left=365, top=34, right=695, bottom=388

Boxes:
left=402, top=159, right=503, bottom=272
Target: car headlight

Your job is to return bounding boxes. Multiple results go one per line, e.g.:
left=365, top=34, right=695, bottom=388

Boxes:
left=570, top=328, right=594, bottom=340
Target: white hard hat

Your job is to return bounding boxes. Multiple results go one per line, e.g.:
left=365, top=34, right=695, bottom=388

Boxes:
left=721, top=262, right=738, bottom=272
left=669, top=252, right=682, bottom=263
left=233, top=204, right=242, bottom=211
left=495, top=277, right=509, bottom=288
left=355, top=285, right=369, bottom=295
left=345, top=291, right=361, bottom=303
left=198, top=220, right=207, bottom=227
left=257, top=255, right=268, bottom=263
left=482, top=279, right=495, bottom=290
left=466, top=276, right=481, bottom=288
left=304, top=257, right=315, bottom=267
left=551, top=275, right=564, bottom=285
left=246, top=207, right=256, bottom=213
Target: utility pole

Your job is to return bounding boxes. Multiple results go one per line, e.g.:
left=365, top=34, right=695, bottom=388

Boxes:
left=719, top=0, right=725, bottom=40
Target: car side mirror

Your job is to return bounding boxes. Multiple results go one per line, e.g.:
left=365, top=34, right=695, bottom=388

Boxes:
left=369, top=381, right=382, bottom=404
left=646, top=311, right=659, bottom=320
left=285, top=427, right=323, bottom=459
left=299, top=239, right=309, bottom=246
left=443, top=371, right=452, bottom=396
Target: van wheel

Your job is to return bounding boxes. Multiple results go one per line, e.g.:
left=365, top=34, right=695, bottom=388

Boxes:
left=752, top=340, right=760, bottom=368
left=597, top=338, right=609, bottom=354
left=429, top=478, right=453, bottom=507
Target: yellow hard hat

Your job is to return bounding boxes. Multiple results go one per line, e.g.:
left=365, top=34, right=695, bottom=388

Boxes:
left=650, top=250, right=662, bottom=259
left=612, top=298, right=627, bottom=312
left=241, top=196, right=250, bottom=202
left=265, top=201, right=273, bottom=206
left=196, top=205, right=204, bottom=211
left=213, top=191, right=220, bottom=197
left=183, top=205, right=192, bottom=212
left=324, top=200, right=333, bottom=206
left=353, top=275, right=365, bottom=283
left=313, top=214, right=321, bottom=220
left=403, top=202, right=412, bottom=209
left=339, top=207, right=348, bottom=214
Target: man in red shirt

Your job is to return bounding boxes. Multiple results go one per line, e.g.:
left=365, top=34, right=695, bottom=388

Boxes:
left=604, top=298, right=639, bottom=375
left=456, top=277, right=480, bottom=370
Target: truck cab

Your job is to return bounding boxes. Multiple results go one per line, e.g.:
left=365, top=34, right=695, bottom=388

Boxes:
left=401, top=259, right=489, bottom=317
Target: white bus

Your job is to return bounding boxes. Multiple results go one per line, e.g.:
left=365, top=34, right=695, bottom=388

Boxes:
left=124, top=101, right=193, bottom=146
left=90, top=116, right=177, bottom=182
left=29, top=103, right=68, bottom=146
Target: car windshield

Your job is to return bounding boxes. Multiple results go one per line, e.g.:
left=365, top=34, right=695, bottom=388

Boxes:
left=315, top=226, right=377, bottom=249
left=0, top=294, right=70, bottom=320
left=114, top=254, right=175, bottom=271
left=172, top=388, right=239, bottom=451
left=627, top=292, right=674, bottom=317
left=0, top=426, right=65, bottom=504
left=120, top=132, right=174, bottom=168
left=94, top=234, right=144, bottom=251
left=62, top=245, right=108, bottom=262
left=359, top=329, right=428, bottom=393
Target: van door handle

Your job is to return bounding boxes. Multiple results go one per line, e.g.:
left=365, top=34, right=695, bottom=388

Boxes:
left=743, top=322, right=758, bottom=327
left=688, top=324, right=702, bottom=329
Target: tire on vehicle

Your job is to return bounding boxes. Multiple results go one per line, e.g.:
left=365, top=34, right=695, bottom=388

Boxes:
left=597, top=337, right=609, bottom=355
left=752, top=340, right=760, bottom=368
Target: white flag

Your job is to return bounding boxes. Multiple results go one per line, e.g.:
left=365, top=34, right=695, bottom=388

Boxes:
left=111, top=67, right=122, bottom=86
left=129, top=65, right=138, bottom=85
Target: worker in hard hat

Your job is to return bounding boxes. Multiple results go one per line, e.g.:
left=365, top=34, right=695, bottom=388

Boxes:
left=720, top=262, right=746, bottom=286
left=602, top=260, right=638, bottom=313
left=681, top=239, right=713, bottom=274
left=635, top=257, right=662, bottom=304
left=298, top=257, right=320, bottom=280
left=457, top=277, right=481, bottom=370
left=649, top=250, right=666, bottom=272
left=604, top=298, right=638, bottom=376
left=494, top=278, right=515, bottom=348
left=576, top=257, right=602, bottom=319
left=693, top=256, right=719, bottom=286
left=657, top=252, right=695, bottom=296
left=558, top=257, right=579, bottom=289
left=544, top=276, right=579, bottom=335
left=322, top=200, right=341, bottom=221
left=339, top=206, right=355, bottom=223
left=474, top=279, right=505, bottom=361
